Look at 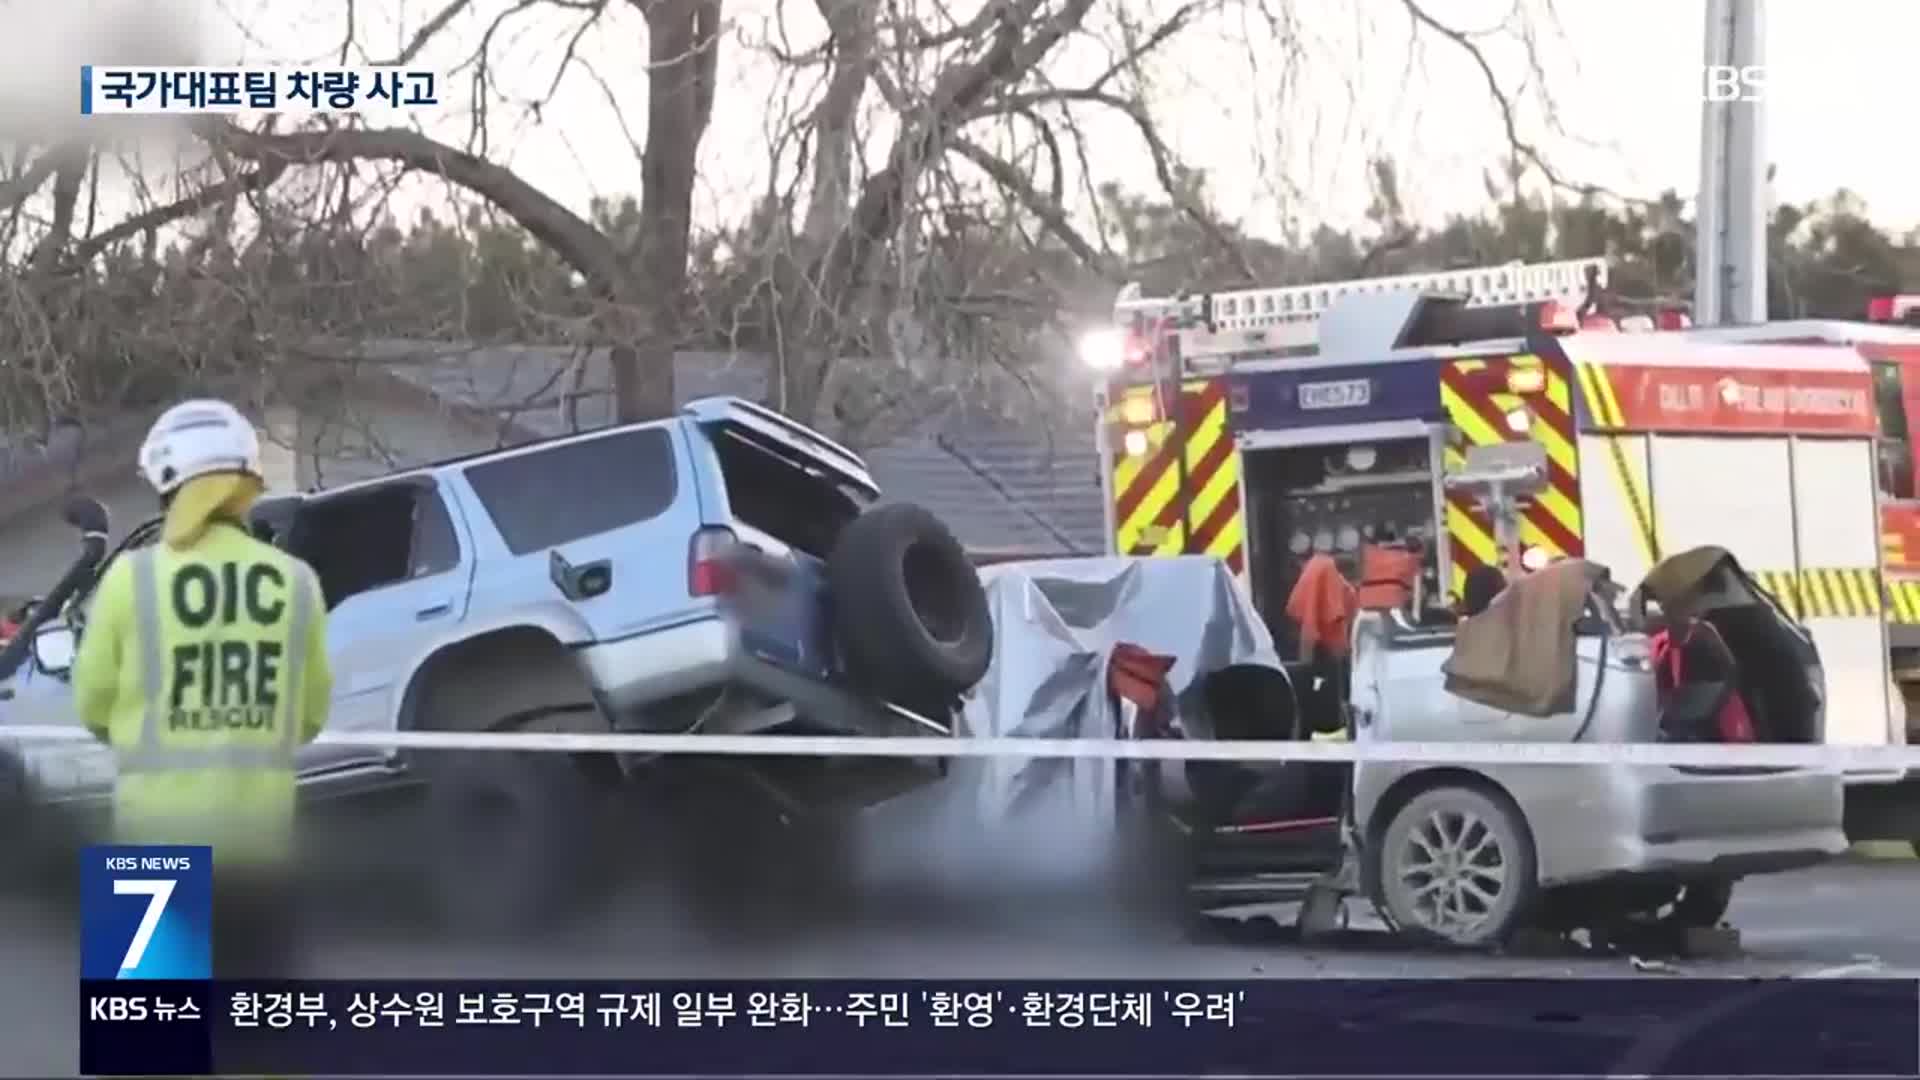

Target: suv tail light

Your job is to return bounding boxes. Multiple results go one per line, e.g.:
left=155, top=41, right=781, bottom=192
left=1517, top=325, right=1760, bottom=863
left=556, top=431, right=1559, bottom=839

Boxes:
left=689, top=526, right=740, bottom=596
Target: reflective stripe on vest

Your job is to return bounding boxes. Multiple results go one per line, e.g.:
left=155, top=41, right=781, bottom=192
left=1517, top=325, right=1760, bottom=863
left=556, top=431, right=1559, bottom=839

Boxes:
left=120, top=547, right=313, bottom=774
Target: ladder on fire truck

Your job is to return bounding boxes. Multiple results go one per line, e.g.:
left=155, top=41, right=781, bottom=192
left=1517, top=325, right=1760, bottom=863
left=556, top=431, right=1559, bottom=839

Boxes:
left=1100, top=257, right=1614, bottom=369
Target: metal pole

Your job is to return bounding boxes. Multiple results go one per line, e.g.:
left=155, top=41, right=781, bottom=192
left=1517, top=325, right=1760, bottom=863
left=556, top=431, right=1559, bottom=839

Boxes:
left=1696, top=0, right=1729, bottom=326
left=1487, top=486, right=1523, bottom=575
left=1697, top=0, right=1769, bottom=326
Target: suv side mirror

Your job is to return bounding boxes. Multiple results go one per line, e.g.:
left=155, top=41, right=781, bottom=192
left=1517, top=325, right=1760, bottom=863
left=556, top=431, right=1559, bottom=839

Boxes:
left=31, top=624, right=76, bottom=675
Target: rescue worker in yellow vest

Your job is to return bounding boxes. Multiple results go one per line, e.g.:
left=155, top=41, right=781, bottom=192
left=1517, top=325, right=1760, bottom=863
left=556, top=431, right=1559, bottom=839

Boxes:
left=71, top=399, right=332, bottom=978
left=1355, top=524, right=1422, bottom=613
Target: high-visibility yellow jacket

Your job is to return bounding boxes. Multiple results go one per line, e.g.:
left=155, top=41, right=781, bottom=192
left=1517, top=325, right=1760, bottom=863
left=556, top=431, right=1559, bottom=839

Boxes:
left=72, top=522, right=332, bottom=865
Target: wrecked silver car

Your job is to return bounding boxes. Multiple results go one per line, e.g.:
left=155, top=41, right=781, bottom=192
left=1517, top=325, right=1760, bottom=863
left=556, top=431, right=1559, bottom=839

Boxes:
left=941, top=549, right=1844, bottom=948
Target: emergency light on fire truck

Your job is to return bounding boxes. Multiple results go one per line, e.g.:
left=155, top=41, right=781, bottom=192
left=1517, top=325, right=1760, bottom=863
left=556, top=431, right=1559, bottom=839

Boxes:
left=1077, top=327, right=1137, bottom=372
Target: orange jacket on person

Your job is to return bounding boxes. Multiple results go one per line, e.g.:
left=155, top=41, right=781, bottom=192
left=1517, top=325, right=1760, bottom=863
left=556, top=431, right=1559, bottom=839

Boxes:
left=1356, top=543, right=1421, bottom=611
left=1286, top=553, right=1358, bottom=659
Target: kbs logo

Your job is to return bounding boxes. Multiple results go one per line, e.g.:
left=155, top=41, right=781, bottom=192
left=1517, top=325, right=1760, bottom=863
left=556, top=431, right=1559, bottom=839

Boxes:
left=88, top=995, right=151, bottom=1021
left=1701, top=64, right=1766, bottom=101
left=79, top=845, right=213, bottom=980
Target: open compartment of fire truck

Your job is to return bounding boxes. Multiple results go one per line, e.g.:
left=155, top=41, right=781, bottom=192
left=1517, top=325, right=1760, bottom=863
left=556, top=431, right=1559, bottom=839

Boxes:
left=1240, top=434, right=1443, bottom=655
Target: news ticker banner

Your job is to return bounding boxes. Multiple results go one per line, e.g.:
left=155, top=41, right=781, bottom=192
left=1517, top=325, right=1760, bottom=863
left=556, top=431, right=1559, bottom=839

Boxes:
left=79, top=66, right=439, bottom=115
left=80, top=977, right=1917, bottom=1077
left=66, top=846, right=1920, bottom=1076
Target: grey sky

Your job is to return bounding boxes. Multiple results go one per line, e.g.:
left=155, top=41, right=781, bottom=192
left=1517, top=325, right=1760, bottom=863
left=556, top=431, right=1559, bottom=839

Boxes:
left=9, top=0, right=1917, bottom=255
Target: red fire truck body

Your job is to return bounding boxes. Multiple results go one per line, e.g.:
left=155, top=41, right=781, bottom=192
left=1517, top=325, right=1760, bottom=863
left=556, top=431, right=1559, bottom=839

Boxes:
left=1089, top=267, right=1920, bottom=845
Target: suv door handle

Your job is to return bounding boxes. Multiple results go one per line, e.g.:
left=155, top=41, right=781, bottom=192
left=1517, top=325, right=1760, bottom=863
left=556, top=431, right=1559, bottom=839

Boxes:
left=415, top=603, right=452, bottom=621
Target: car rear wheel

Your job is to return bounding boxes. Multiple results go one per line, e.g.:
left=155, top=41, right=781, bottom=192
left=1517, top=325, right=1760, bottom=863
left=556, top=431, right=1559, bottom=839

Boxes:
left=1371, top=785, right=1538, bottom=948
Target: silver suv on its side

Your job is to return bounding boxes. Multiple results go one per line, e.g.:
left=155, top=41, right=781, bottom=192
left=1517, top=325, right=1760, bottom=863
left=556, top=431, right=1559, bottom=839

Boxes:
left=2, top=396, right=995, bottom=928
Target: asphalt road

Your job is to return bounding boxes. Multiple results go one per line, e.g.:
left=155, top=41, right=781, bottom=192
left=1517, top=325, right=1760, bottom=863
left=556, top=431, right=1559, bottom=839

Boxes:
left=4, top=858, right=1918, bottom=1076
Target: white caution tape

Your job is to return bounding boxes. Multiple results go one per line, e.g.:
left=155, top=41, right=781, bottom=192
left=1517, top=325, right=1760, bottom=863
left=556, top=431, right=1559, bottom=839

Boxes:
left=0, top=722, right=1915, bottom=772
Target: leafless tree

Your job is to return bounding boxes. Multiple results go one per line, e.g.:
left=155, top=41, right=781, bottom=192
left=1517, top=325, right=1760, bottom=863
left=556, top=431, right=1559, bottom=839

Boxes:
left=0, top=0, right=1590, bottom=441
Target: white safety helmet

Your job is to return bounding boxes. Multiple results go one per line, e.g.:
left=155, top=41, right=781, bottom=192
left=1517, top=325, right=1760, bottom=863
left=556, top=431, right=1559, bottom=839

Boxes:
left=137, top=399, right=263, bottom=496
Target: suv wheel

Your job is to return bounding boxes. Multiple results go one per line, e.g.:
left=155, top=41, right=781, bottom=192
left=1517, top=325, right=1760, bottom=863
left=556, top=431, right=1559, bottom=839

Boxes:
left=0, top=753, right=29, bottom=890
left=418, top=750, right=605, bottom=936
left=827, top=503, right=992, bottom=701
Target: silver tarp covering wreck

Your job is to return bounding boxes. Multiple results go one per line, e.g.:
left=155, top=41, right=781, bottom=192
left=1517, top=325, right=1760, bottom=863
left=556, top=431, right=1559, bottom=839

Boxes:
left=863, top=555, right=1285, bottom=891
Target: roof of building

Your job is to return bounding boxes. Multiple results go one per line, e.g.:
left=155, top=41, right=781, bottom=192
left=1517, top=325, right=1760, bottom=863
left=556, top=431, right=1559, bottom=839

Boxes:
left=369, top=342, right=1105, bottom=556
left=2, top=342, right=1108, bottom=556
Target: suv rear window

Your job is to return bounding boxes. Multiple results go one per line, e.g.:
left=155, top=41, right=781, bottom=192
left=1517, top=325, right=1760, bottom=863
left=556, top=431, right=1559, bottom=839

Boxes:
left=709, top=426, right=864, bottom=559
left=465, top=428, right=677, bottom=555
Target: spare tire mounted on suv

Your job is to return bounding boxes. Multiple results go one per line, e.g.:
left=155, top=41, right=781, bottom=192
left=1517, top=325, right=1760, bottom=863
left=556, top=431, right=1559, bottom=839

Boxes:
left=827, top=503, right=993, bottom=703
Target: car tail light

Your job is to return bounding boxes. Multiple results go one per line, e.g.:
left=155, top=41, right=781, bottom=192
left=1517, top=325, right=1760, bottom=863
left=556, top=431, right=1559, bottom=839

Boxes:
left=1868, top=296, right=1896, bottom=322
left=688, top=526, right=739, bottom=596
left=1655, top=309, right=1692, bottom=330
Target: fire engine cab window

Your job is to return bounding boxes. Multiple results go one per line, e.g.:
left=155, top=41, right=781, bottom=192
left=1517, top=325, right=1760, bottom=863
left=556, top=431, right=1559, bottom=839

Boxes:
left=1872, top=363, right=1914, bottom=499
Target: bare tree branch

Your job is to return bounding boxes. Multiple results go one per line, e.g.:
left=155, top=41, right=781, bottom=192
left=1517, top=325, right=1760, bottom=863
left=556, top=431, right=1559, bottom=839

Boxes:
left=948, top=136, right=1107, bottom=272
left=378, top=0, right=473, bottom=66
left=63, top=161, right=292, bottom=269
left=207, top=122, right=624, bottom=289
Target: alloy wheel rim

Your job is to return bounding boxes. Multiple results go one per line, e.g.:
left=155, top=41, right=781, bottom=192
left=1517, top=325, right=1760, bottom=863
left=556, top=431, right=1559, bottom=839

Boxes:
left=1397, top=806, right=1509, bottom=937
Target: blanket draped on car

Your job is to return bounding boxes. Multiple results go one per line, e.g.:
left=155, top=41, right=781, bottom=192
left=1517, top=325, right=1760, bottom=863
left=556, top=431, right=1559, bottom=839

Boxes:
left=1442, top=558, right=1605, bottom=717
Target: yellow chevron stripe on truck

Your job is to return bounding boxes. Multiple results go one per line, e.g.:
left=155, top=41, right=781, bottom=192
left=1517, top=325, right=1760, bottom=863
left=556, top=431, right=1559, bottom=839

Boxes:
left=1107, top=380, right=1246, bottom=574
left=1441, top=355, right=1582, bottom=598
left=1753, top=567, right=1887, bottom=619
left=1573, top=360, right=1659, bottom=569
left=1886, top=578, right=1920, bottom=624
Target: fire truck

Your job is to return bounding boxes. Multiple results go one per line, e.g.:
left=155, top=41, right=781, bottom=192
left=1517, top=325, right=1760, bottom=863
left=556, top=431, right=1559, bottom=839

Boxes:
left=1679, top=295, right=1920, bottom=845
left=1087, top=260, right=1920, bottom=846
